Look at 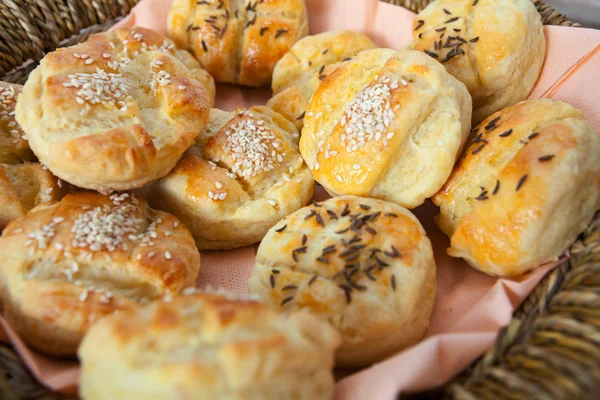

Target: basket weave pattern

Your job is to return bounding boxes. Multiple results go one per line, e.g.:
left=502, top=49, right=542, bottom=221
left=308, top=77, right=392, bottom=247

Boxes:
left=0, top=1, right=595, bottom=399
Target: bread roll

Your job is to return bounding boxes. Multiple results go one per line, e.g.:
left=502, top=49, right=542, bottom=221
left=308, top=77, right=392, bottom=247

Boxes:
left=268, top=30, right=377, bottom=129
left=0, top=192, right=200, bottom=356
left=16, top=27, right=212, bottom=191
left=79, top=292, right=340, bottom=400
left=433, top=99, right=600, bottom=277
left=249, top=195, right=436, bottom=368
left=0, top=82, right=34, bottom=164
left=412, top=0, right=545, bottom=124
left=169, top=0, right=309, bottom=87
left=0, top=163, right=68, bottom=229
left=149, top=106, right=314, bottom=250
left=299, top=48, right=472, bottom=209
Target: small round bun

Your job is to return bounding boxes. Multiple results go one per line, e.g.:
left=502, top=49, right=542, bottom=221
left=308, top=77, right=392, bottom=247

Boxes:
left=269, top=30, right=377, bottom=129
left=16, top=27, right=213, bottom=191
left=412, top=0, right=545, bottom=124
left=149, top=106, right=314, bottom=250
left=0, top=192, right=200, bottom=356
left=299, top=48, right=472, bottom=209
left=249, top=195, right=436, bottom=368
left=433, top=99, right=600, bottom=277
left=0, top=82, right=35, bottom=164
left=169, top=0, right=309, bottom=87
left=0, top=162, right=68, bottom=229
left=78, top=293, right=340, bottom=400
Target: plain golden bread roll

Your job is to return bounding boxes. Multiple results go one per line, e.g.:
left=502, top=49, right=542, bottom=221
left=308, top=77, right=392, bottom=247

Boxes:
left=149, top=106, right=314, bottom=250
left=168, top=0, right=309, bottom=87
left=249, top=196, right=436, bottom=368
left=299, top=49, right=472, bottom=209
left=0, top=192, right=200, bottom=356
left=433, top=100, right=600, bottom=277
left=78, top=293, right=340, bottom=400
left=412, top=0, right=545, bottom=124
left=0, top=163, right=68, bottom=229
left=269, top=30, right=377, bottom=129
left=0, top=82, right=35, bottom=164
left=16, top=28, right=212, bottom=191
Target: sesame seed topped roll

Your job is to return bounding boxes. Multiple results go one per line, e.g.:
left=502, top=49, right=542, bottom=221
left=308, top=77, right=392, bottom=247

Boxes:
left=299, top=48, right=472, bottom=209
left=0, top=192, right=200, bottom=356
left=16, top=27, right=213, bottom=191
left=79, top=293, right=340, bottom=400
left=268, top=30, right=377, bottom=130
left=0, top=82, right=34, bottom=164
left=149, top=106, right=314, bottom=251
left=249, top=195, right=436, bottom=368
left=412, top=0, right=545, bottom=124
left=168, top=0, right=309, bottom=87
left=433, top=99, right=600, bottom=277
left=0, top=162, right=69, bottom=229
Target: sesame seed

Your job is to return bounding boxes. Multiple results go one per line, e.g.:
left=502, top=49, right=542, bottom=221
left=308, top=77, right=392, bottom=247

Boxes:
left=336, top=175, right=343, bottom=182
left=267, top=199, right=277, bottom=206
left=352, top=164, right=361, bottom=170
left=70, top=195, right=143, bottom=252
left=215, top=181, right=223, bottom=189
left=337, top=77, right=398, bottom=154
left=165, top=251, right=172, bottom=260
left=516, top=174, right=528, bottom=191
left=173, top=221, right=180, bottom=227
left=224, top=113, right=283, bottom=178
left=178, top=85, right=186, bottom=90
left=539, top=155, right=555, bottom=162
left=64, top=68, right=131, bottom=110
left=102, top=53, right=111, bottom=59
left=85, top=58, right=94, bottom=65
left=208, top=191, right=214, bottom=199
left=218, top=192, right=227, bottom=201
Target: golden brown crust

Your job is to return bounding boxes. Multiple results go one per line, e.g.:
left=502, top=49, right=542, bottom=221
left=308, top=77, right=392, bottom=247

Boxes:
left=79, top=293, right=340, bottom=400
left=268, top=30, right=376, bottom=129
left=412, top=0, right=545, bottom=124
left=0, top=163, right=69, bottom=229
left=16, top=27, right=212, bottom=191
left=299, top=48, right=472, bottom=209
left=433, top=99, right=600, bottom=277
left=168, top=0, right=309, bottom=87
left=249, top=196, right=436, bottom=368
left=0, top=82, right=35, bottom=164
left=149, top=106, right=313, bottom=250
left=0, top=192, right=200, bottom=356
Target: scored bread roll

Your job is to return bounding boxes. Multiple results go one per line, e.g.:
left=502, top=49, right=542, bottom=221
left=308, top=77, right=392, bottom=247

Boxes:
left=433, top=99, right=600, bottom=277
left=0, top=82, right=34, bottom=164
left=16, top=27, right=212, bottom=191
left=149, top=106, right=314, bottom=250
left=249, top=196, right=436, bottom=368
left=0, top=192, right=200, bottom=356
left=412, top=0, right=545, bottom=124
left=0, top=163, right=68, bottom=229
left=169, top=0, right=308, bottom=87
left=299, top=48, right=471, bottom=209
left=0, top=81, right=69, bottom=229
left=268, top=30, right=377, bottom=130
left=78, top=293, right=340, bottom=400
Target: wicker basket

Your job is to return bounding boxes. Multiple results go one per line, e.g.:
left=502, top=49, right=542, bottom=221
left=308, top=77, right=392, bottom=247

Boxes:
left=0, top=1, right=597, bottom=399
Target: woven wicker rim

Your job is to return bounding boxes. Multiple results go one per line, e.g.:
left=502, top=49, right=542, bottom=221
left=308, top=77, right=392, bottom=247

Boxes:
left=0, top=1, right=595, bottom=399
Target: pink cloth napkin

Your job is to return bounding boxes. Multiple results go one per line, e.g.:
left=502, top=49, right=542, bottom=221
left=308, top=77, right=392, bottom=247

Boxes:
left=2, top=0, right=598, bottom=398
